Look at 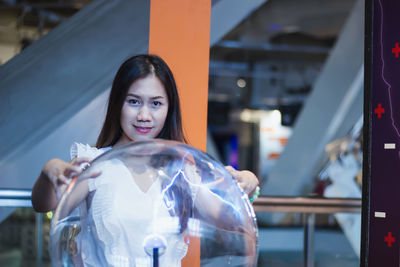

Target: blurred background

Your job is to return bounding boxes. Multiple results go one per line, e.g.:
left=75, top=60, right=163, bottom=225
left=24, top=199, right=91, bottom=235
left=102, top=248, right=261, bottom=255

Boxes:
left=0, top=0, right=363, bottom=266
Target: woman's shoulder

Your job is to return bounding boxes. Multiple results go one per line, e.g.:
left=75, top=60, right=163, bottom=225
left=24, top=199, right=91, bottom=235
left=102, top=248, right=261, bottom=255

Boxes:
left=70, top=142, right=112, bottom=160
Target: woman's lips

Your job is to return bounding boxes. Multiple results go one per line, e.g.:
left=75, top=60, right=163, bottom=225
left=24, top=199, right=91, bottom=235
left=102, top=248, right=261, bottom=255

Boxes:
left=134, top=126, right=152, bottom=133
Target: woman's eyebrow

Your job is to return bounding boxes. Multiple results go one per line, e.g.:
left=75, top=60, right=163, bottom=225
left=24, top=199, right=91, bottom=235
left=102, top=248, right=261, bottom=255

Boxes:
left=126, top=93, right=165, bottom=99
left=126, top=93, right=140, bottom=98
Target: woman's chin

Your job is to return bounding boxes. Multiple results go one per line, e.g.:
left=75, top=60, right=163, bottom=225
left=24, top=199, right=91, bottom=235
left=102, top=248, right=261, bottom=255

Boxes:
left=132, top=135, right=156, bottom=142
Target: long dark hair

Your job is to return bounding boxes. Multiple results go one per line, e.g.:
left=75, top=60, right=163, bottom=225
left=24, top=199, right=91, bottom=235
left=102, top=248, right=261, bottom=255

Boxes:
left=96, top=54, right=186, bottom=148
left=150, top=148, right=193, bottom=234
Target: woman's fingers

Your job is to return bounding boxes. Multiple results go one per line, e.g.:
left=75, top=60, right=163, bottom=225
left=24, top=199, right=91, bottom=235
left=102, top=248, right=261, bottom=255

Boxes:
left=57, top=174, right=69, bottom=185
left=63, top=165, right=82, bottom=178
left=82, top=171, right=102, bottom=179
left=225, top=165, right=238, bottom=176
left=225, top=166, right=247, bottom=192
left=225, top=165, right=236, bottom=173
left=225, top=166, right=259, bottom=195
left=239, top=182, right=253, bottom=194
left=67, top=158, right=101, bottom=180
left=71, top=157, right=91, bottom=166
left=225, top=166, right=244, bottom=182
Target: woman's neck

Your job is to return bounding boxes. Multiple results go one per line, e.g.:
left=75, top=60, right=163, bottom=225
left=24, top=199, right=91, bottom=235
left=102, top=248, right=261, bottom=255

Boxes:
left=114, top=136, right=132, bottom=147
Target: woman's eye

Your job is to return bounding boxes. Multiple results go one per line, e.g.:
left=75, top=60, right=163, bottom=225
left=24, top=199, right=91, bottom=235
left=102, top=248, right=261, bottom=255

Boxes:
left=128, top=99, right=139, bottom=105
left=152, top=101, right=162, bottom=106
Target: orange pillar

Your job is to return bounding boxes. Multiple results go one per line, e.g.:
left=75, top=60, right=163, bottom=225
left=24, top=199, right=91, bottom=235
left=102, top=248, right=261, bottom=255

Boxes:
left=149, top=1, right=211, bottom=266
left=149, top=0, right=210, bottom=151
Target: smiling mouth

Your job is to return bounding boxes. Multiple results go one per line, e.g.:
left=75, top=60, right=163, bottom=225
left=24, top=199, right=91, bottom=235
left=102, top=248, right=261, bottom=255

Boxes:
left=134, top=126, right=152, bottom=134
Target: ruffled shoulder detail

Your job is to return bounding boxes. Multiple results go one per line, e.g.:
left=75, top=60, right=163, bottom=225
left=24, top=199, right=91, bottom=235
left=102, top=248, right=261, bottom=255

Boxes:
left=70, top=142, right=111, bottom=160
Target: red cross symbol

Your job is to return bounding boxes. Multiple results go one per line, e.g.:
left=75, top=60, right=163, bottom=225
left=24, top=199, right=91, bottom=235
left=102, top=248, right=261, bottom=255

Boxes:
left=374, top=103, right=385, bottom=118
left=392, top=43, right=400, bottom=58
left=385, top=232, right=395, bottom=247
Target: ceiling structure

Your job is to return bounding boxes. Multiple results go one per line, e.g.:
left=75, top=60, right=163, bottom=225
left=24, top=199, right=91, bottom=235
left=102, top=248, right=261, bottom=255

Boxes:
left=0, top=0, right=356, bottom=105
left=0, top=0, right=356, bottom=70
left=0, top=0, right=356, bottom=129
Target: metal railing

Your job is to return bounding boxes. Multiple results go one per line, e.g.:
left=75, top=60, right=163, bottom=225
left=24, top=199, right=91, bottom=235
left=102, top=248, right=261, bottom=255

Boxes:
left=253, top=196, right=362, bottom=267
left=0, top=189, right=32, bottom=207
left=0, top=190, right=362, bottom=267
left=253, top=196, right=361, bottom=213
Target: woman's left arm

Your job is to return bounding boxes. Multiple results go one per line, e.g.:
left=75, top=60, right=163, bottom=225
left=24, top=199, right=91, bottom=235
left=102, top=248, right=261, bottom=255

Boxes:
left=225, top=166, right=259, bottom=197
left=194, top=169, right=258, bottom=230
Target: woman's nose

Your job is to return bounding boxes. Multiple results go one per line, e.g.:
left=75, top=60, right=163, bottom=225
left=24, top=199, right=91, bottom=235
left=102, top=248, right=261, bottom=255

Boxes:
left=137, top=106, right=151, bottom=121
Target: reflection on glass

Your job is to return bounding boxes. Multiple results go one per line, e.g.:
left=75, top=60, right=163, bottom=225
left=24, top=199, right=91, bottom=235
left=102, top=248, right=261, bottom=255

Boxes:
left=50, top=140, right=258, bottom=267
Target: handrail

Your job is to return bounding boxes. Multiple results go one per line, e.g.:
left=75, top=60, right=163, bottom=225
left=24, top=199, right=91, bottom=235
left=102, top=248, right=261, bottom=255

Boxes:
left=252, top=196, right=362, bottom=267
left=252, top=196, right=361, bottom=214
left=0, top=190, right=362, bottom=213
left=0, top=189, right=32, bottom=207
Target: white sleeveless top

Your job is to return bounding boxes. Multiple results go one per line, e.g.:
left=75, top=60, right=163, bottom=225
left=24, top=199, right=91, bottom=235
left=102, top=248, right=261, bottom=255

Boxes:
left=70, top=142, right=189, bottom=267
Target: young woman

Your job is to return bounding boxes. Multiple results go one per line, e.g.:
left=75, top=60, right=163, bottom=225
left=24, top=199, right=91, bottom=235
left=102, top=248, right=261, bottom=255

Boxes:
left=32, top=54, right=259, bottom=212
left=31, top=54, right=259, bottom=265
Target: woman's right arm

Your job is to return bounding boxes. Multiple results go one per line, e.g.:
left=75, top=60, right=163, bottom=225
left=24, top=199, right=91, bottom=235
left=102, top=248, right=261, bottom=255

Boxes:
left=31, top=158, right=88, bottom=213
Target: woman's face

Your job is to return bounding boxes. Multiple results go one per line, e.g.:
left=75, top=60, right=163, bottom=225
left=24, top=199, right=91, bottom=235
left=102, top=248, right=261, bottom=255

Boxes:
left=117, top=75, right=169, bottom=145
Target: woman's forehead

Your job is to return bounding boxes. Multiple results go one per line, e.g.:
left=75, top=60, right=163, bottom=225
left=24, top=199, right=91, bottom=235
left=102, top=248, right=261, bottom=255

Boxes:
left=128, top=75, right=167, bottom=98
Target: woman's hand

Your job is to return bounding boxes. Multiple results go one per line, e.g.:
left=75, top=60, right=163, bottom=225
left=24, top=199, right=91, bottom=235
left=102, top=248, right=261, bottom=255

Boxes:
left=32, top=157, right=91, bottom=212
left=225, top=166, right=259, bottom=196
left=42, top=157, right=90, bottom=189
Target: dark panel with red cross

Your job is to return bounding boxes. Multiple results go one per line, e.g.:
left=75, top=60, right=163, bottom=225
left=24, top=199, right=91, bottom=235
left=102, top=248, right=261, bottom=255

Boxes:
left=362, top=0, right=400, bottom=266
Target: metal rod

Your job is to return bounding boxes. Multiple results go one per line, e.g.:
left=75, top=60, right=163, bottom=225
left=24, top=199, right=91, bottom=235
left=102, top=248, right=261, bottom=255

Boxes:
left=215, top=40, right=331, bottom=54
left=303, top=213, right=315, bottom=267
left=36, top=212, right=43, bottom=267
left=153, top=248, right=159, bottom=267
left=0, top=190, right=361, bottom=215
left=252, top=196, right=361, bottom=214
left=0, top=189, right=32, bottom=207
left=0, top=189, right=31, bottom=198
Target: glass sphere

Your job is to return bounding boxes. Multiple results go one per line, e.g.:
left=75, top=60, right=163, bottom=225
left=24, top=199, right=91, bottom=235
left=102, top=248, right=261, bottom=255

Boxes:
left=50, top=140, right=258, bottom=266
